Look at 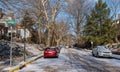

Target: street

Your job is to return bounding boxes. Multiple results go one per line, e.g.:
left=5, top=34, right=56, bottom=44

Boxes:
left=1, top=0, right=120, bottom=72
left=17, top=48, right=120, bottom=72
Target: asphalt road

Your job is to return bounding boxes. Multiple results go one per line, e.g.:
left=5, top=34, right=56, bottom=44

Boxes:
left=66, top=48, right=120, bottom=72
left=17, top=48, right=120, bottom=72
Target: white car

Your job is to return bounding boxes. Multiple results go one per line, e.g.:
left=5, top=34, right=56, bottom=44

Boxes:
left=92, top=46, right=112, bottom=57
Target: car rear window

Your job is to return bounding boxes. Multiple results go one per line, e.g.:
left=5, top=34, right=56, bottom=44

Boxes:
left=45, top=48, right=55, bottom=50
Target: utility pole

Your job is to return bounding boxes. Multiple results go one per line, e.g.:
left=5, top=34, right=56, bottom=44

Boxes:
left=10, top=25, right=13, bottom=66
left=23, top=24, right=26, bottom=61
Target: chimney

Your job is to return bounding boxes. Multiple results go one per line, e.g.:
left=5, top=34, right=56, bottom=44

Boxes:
left=118, top=14, right=120, bottom=19
left=0, top=8, right=2, bottom=15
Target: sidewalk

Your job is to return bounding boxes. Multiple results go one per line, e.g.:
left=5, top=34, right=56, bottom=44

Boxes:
left=3, top=54, right=43, bottom=72
left=112, top=54, right=120, bottom=60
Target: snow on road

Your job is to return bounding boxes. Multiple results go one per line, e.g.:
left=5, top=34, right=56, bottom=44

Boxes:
left=17, top=48, right=87, bottom=72
left=72, top=48, right=120, bottom=67
left=17, top=47, right=120, bottom=72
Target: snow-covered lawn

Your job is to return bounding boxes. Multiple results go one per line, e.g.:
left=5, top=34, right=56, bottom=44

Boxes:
left=15, top=43, right=43, bottom=55
left=2, top=43, right=43, bottom=71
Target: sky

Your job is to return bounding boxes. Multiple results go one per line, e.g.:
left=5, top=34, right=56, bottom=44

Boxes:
left=1, top=0, right=120, bottom=23
left=88, top=0, right=98, bottom=2
left=56, top=0, right=98, bottom=21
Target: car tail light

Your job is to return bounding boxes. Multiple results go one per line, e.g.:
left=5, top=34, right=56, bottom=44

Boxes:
left=44, top=51, right=48, bottom=53
left=52, top=50, right=56, bottom=52
left=52, top=50, right=57, bottom=53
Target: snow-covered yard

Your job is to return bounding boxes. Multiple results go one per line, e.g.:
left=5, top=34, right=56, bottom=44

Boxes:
left=1, top=43, right=43, bottom=71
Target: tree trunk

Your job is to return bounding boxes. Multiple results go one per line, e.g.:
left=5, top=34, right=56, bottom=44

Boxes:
left=38, top=23, right=41, bottom=44
left=46, top=28, right=51, bottom=47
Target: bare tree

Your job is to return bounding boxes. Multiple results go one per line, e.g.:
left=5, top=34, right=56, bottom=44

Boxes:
left=0, top=0, right=30, bottom=24
left=106, top=0, right=120, bottom=19
left=22, top=0, right=62, bottom=46
left=23, top=0, right=46, bottom=44
left=41, top=0, right=62, bottom=46
left=53, top=21, right=70, bottom=46
left=0, top=0, right=26, bottom=11
left=64, top=0, right=91, bottom=44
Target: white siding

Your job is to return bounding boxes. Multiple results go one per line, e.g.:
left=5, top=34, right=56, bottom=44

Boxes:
left=19, top=29, right=31, bottom=38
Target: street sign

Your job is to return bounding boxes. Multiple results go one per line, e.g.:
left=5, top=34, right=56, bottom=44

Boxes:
left=6, top=20, right=17, bottom=25
left=6, top=20, right=17, bottom=66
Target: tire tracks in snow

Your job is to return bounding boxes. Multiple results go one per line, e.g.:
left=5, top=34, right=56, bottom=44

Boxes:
left=66, top=48, right=120, bottom=72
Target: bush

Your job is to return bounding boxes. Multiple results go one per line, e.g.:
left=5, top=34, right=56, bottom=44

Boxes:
left=73, top=41, right=92, bottom=49
left=112, top=48, right=120, bottom=55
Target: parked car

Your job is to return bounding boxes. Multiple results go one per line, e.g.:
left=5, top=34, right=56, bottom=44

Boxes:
left=69, top=45, right=73, bottom=48
left=55, top=47, right=61, bottom=53
left=57, top=46, right=62, bottom=49
left=44, top=47, right=58, bottom=58
left=92, top=46, right=112, bottom=57
left=66, top=46, right=69, bottom=48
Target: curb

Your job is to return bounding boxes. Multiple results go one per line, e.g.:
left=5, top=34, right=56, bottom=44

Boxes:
left=10, top=55, right=43, bottom=72
left=4, top=55, right=43, bottom=72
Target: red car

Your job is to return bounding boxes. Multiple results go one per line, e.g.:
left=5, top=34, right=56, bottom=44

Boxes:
left=44, top=47, right=58, bottom=58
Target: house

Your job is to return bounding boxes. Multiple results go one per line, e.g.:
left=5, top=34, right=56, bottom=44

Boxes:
left=0, top=8, right=18, bottom=40
left=16, top=23, right=31, bottom=39
left=0, top=8, right=9, bottom=38
left=0, top=8, right=31, bottom=40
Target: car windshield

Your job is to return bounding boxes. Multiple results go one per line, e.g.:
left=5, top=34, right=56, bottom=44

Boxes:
left=98, top=46, right=108, bottom=51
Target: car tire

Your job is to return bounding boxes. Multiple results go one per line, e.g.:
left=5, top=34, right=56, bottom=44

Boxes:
left=96, top=52, right=99, bottom=58
left=92, top=52, right=94, bottom=56
left=55, top=53, right=58, bottom=58
left=56, top=56, right=58, bottom=58
left=44, top=56, right=46, bottom=58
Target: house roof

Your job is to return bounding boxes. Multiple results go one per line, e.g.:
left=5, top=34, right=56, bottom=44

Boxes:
left=0, top=13, right=5, bottom=19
